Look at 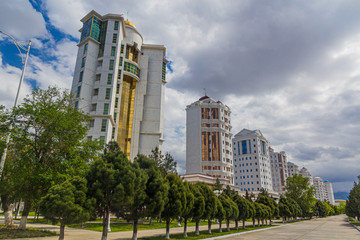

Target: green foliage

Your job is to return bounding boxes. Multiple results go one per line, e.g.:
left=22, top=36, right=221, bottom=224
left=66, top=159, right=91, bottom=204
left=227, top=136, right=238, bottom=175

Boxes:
left=214, top=178, right=222, bottom=191
left=314, top=200, right=327, bottom=217
left=197, top=183, right=217, bottom=221
left=149, top=147, right=177, bottom=177
left=346, top=176, right=360, bottom=221
left=256, top=190, right=277, bottom=221
left=0, top=105, right=9, bottom=157
left=189, top=183, right=205, bottom=222
left=214, top=197, right=225, bottom=222
left=39, top=176, right=93, bottom=225
left=181, top=181, right=195, bottom=220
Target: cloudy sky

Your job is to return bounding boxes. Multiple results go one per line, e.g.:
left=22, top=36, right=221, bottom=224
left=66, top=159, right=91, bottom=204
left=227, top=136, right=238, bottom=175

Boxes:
left=1, top=0, right=359, bottom=197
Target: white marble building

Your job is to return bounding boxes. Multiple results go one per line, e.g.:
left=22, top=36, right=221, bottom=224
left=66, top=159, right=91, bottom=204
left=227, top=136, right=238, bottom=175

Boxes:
left=186, top=95, right=234, bottom=185
left=313, top=177, right=335, bottom=204
left=287, top=162, right=300, bottom=177
left=269, top=148, right=288, bottom=194
left=299, top=167, right=313, bottom=186
left=233, top=129, right=274, bottom=192
left=71, top=10, right=167, bottom=160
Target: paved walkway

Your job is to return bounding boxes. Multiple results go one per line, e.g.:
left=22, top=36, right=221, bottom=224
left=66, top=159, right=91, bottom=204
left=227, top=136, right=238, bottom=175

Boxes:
left=1, top=214, right=358, bottom=239
left=216, top=215, right=359, bottom=240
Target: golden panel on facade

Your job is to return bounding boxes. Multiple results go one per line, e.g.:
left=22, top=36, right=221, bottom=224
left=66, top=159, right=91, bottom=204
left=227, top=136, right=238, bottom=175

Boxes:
left=125, top=45, right=139, bottom=63
left=202, top=131, right=211, bottom=161
left=201, top=108, right=210, bottom=119
left=116, top=75, right=136, bottom=159
left=212, top=132, right=220, bottom=161
left=211, top=108, right=219, bottom=119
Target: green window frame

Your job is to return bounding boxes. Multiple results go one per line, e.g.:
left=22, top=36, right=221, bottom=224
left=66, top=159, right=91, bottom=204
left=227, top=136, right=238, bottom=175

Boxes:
left=116, top=83, right=120, bottom=94
left=111, top=46, right=116, bottom=56
left=114, top=112, right=117, bottom=123
left=114, top=21, right=119, bottom=30
left=79, top=71, right=83, bottom=82
left=109, top=60, right=114, bottom=70
left=101, top=119, right=107, bottom=132
left=120, top=44, right=124, bottom=54
left=112, top=33, right=117, bottom=43
left=112, top=127, right=116, bottom=139
left=117, top=70, right=121, bottom=79
left=105, top=88, right=111, bottom=100
left=107, top=74, right=113, bottom=84
left=119, top=56, right=123, bottom=66
left=76, top=86, right=81, bottom=97
left=103, top=103, right=109, bottom=115
left=115, top=97, right=119, bottom=108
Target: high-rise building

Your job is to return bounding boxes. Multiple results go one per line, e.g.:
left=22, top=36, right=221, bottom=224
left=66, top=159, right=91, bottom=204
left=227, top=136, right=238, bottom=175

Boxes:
left=185, top=95, right=234, bottom=184
left=313, top=177, right=335, bottom=204
left=269, top=148, right=288, bottom=194
left=299, top=167, right=313, bottom=186
left=287, top=162, right=300, bottom=177
left=71, top=10, right=167, bottom=160
left=233, top=129, right=273, bottom=192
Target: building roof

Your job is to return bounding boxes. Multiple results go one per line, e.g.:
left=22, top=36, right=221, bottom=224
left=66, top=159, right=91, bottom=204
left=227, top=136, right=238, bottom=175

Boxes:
left=199, top=95, right=209, bottom=101
left=125, top=20, right=136, bottom=28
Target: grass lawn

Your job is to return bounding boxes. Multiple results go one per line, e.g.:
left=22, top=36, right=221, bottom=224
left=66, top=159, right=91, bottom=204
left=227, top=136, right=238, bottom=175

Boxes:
left=141, top=224, right=276, bottom=240
left=0, top=224, right=57, bottom=239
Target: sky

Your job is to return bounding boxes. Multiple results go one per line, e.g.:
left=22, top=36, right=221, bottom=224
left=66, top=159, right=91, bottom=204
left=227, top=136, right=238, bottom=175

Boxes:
left=1, top=0, right=359, bottom=197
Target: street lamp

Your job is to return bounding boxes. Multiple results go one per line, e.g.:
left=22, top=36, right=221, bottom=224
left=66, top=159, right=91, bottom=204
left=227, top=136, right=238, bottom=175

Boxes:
left=0, top=30, right=31, bottom=178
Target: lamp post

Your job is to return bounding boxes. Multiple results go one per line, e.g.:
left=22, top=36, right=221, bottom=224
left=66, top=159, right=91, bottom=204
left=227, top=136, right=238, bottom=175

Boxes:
left=0, top=30, right=31, bottom=178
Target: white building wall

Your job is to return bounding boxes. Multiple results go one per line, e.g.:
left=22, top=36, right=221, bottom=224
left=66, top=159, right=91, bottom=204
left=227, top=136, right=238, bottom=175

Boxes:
left=186, top=106, right=202, bottom=174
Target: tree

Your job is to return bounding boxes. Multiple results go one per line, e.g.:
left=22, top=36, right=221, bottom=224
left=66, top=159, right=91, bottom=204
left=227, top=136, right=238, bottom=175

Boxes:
left=314, top=200, right=327, bottom=217
left=86, top=143, right=133, bottom=240
left=346, top=176, right=360, bottom=222
left=6, top=87, right=99, bottom=230
left=0, top=105, right=9, bottom=157
left=257, top=190, right=277, bottom=225
left=234, top=195, right=250, bottom=229
left=214, top=178, right=222, bottom=191
left=161, top=173, right=186, bottom=239
left=254, top=202, right=264, bottom=226
left=198, top=183, right=217, bottom=234
left=189, top=183, right=205, bottom=236
left=39, top=176, right=93, bottom=240
left=181, top=181, right=194, bottom=238
left=285, top=174, right=316, bottom=218
left=149, top=147, right=177, bottom=177
left=215, top=196, right=225, bottom=232
left=279, top=196, right=292, bottom=223
left=219, top=194, right=238, bottom=231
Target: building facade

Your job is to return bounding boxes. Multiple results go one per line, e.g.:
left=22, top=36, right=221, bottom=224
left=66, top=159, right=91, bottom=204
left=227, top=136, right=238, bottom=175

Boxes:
left=299, top=167, right=313, bottom=186
left=313, top=177, right=335, bottom=204
left=71, top=10, right=167, bottom=160
left=287, top=162, right=300, bottom=177
left=233, top=129, right=273, bottom=192
left=186, top=95, right=234, bottom=184
left=269, top=148, right=288, bottom=194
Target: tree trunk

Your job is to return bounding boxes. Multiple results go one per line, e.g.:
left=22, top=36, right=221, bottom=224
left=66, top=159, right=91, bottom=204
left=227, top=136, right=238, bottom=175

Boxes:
left=242, top=218, right=246, bottom=229
left=149, top=217, right=153, bottom=225
left=59, top=222, right=65, bottom=240
left=261, top=219, right=264, bottom=226
left=132, top=219, right=138, bottom=240
left=270, top=218, right=272, bottom=225
left=208, top=219, right=212, bottom=234
left=1, top=194, right=13, bottom=226
left=183, top=218, right=188, bottom=238
left=219, top=220, right=222, bottom=232
left=107, top=211, right=111, bottom=232
left=19, top=199, right=31, bottom=230
left=101, top=207, right=109, bottom=240
left=265, top=219, right=268, bottom=225
left=257, top=218, right=260, bottom=227
left=252, top=217, right=255, bottom=227
left=226, top=219, right=230, bottom=231
left=165, top=219, right=170, bottom=239
left=235, top=220, right=238, bottom=230
left=15, top=201, right=21, bottom=219
left=195, top=220, right=200, bottom=235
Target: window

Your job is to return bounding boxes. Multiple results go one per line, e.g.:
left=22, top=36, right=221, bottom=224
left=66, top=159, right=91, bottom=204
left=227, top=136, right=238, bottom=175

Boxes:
left=112, top=33, right=117, bottom=43
left=101, top=119, right=107, bottom=132
left=115, top=97, right=119, bottom=108
left=75, top=101, right=79, bottom=110
left=120, top=44, right=124, bottom=53
left=111, top=46, right=116, bottom=56
left=116, top=83, right=120, bottom=94
left=107, top=74, right=113, bottom=84
left=79, top=71, right=83, bottom=82
left=242, top=140, right=247, bottom=154
left=109, top=60, right=114, bottom=70
left=93, top=88, right=99, bottom=96
left=83, top=43, right=88, bottom=55
left=119, top=56, right=123, bottom=66
left=114, top=112, right=117, bottom=123
left=114, top=21, right=119, bottom=30
left=112, top=127, right=116, bottom=139
left=81, top=57, right=86, bottom=68
left=105, top=88, right=111, bottom=99
left=89, top=119, right=95, bottom=128
left=103, top=103, right=109, bottom=115
left=76, top=86, right=81, bottom=97
left=117, top=69, right=122, bottom=79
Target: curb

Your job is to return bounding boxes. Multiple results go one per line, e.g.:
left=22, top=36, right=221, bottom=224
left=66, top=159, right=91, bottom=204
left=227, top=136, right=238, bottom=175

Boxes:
left=348, top=218, right=360, bottom=232
left=204, top=221, right=304, bottom=240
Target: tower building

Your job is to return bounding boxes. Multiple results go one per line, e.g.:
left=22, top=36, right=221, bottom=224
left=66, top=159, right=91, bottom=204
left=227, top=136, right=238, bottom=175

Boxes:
left=287, top=162, right=300, bottom=177
left=71, top=10, right=167, bottom=160
left=313, top=177, right=335, bottom=204
left=299, top=167, right=313, bottom=186
left=185, top=95, right=234, bottom=185
left=233, top=129, right=273, bottom=192
left=269, top=148, right=288, bottom=194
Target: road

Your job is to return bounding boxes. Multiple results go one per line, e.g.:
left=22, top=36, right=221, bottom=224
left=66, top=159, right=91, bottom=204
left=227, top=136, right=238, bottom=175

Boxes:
left=213, top=215, right=359, bottom=240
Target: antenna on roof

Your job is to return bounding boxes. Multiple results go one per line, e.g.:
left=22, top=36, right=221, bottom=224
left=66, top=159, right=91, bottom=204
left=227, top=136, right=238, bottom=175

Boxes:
left=204, top=88, right=207, bottom=96
left=126, top=10, right=129, bottom=20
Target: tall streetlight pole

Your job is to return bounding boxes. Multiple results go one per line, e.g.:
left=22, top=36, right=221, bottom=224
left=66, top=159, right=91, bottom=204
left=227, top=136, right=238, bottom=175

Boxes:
left=0, top=30, right=31, bottom=178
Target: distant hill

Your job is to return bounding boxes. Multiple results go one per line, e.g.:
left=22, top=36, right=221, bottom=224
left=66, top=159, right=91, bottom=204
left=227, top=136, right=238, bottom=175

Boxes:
left=334, top=192, right=349, bottom=200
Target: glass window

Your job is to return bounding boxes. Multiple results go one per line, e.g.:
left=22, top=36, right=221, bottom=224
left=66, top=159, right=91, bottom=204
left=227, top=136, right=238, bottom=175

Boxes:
left=114, top=112, right=117, bottom=123
left=112, top=127, right=116, bottom=139
left=120, top=44, right=124, bottom=53
left=242, top=140, right=247, bottom=154
left=81, top=57, right=86, bottom=68
left=79, top=71, right=83, bottom=82
left=83, top=43, right=88, bottom=55
left=107, top=74, right=113, bottom=84
left=115, top=97, right=119, bottom=108
left=103, top=103, right=109, bottom=115
left=101, top=119, right=107, bottom=132
left=112, top=33, right=117, bottom=43
left=117, top=70, right=121, bottom=79
left=111, top=46, right=116, bottom=56
left=114, top=21, right=119, bottom=30
left=119, top=57, right=123, bottom=66
left=109, top=60, right=114, bottom=70
left=116, top=83, right=120, bottom=94
left=105, top=88, right=111, bottom=99
left=75, top=101, right=78, bottom=110
left=76, top=86, right=81, bottom=97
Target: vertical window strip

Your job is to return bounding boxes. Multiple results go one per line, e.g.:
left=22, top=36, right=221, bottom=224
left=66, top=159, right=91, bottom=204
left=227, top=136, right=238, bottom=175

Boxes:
left=120, top=44, right=124, bottom=54
left=101, top=119, right=107, bottom=132
left=81, top=57, right=86, bottom=68
left=79, top=71, right=83, bottom=82
left=105, top=88, right=111, bottom=99
left=116, top=83, right=120, bottom=94
left=115, top=97, right=119, bottom=108
left=112, top=127, right=116, bottom=139
left=109, top=60, right=114, bottom=70
left=107, top=74, right=113, bottom=84
left=76, top=86, right=81, bottom=97
left=114, top=112, right=117, bottom=123
left=117, top=70, right=121, bottom=79
left=111, top=46, right=116, bottom=56
left=83, top=43, right=88, bottom=55
left=75, top=101, right=79, bottom=110
left=103, top=103, right=109, bottom=115
left=112, top=33, right=117, bottom=43
left=114, top=21, right=119, bottom=30
left=119, top=56, right=123, bottom=66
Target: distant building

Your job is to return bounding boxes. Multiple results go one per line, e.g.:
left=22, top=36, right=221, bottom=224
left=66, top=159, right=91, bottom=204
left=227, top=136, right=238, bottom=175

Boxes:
left=269, top=148, right=288, bottom=194
left=185, top=95, right=234, bottom=185
left=313, top=177, right=335, bottom=204
left=299, top=167, right=313, bottom=186
left=287, top=162, right=300, bottom=177
left=233, top=129, right=273, bottom=192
